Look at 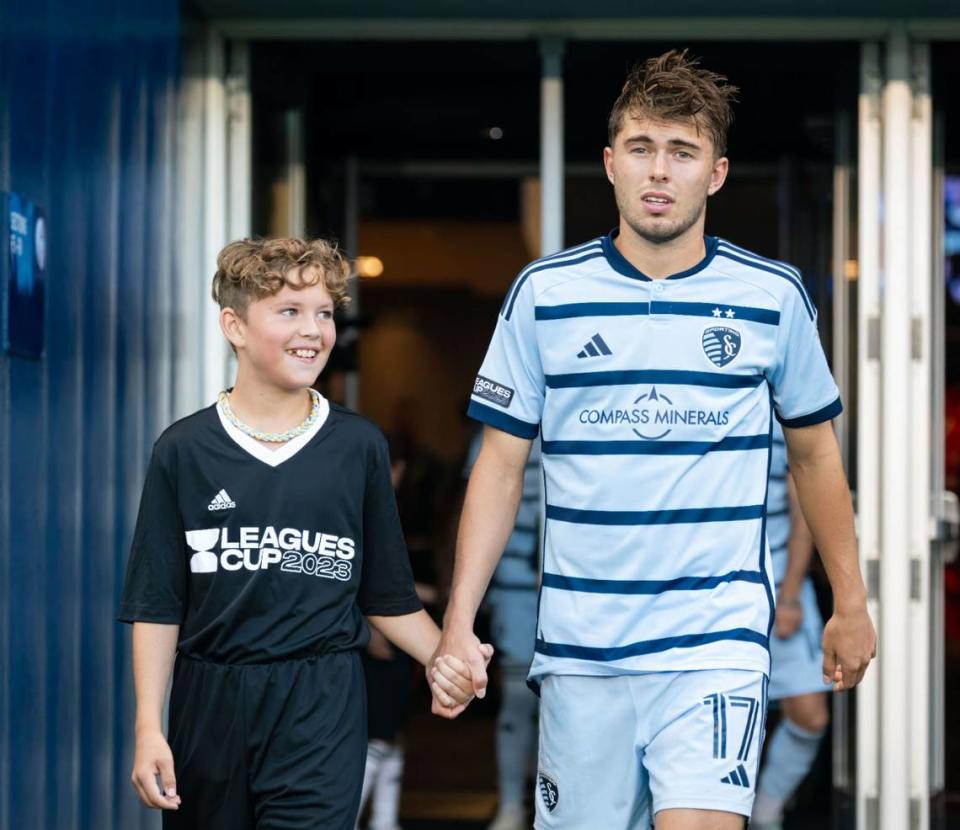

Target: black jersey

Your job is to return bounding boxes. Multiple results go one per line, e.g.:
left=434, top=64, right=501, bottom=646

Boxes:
left=118, top=400, right=422, bottom=664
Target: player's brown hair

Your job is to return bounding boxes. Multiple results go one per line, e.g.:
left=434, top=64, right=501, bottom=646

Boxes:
left=211, top=237, right=351, bottom=317
left=607, top=49, right=738, bottom=157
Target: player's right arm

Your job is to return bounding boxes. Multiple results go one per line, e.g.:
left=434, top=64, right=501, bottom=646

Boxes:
left=430, top=426, right=532, bottom=707
left=130, top=621, right=181, bottom=811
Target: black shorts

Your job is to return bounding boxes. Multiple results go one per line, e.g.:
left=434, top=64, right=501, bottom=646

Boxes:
left=163, top=650, right=366, bottom=830
left=361, top=650, right=412, bottom=741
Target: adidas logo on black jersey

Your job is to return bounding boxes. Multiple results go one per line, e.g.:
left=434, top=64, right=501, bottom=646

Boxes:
left=576, top=333, right=612, bottom=359
left=208, top=489, right=236, bottom=511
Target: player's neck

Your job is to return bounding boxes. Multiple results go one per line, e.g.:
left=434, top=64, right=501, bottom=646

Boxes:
left=227, top=373, right=314, bottom=435
left=614, top=218, right=707, bottom=280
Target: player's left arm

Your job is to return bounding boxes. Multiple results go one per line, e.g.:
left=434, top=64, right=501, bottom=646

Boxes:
left=367, top=610, right=493, bottom=714
left=783, top=421, right=877, bottom=690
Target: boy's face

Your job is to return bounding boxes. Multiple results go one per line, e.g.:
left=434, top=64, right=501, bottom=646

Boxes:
left=223, top=275, right=336, bottom=392
left=603, top=115, right=728, bottom=245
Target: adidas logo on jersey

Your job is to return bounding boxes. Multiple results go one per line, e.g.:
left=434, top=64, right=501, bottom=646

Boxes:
left=721, top=763, right=751, bottom=788
left=207, top=489, right=236, bottom=511
left=576, top=333, right=612, bottom=359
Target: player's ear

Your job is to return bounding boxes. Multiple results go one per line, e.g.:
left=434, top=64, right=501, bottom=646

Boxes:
left=220, top=307, right=246, bottom=350
left=603, top=146, right=616, bottom=185
left=707, top=156, right=729, bottom=196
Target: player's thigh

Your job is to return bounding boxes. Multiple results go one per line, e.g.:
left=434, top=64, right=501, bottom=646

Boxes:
left=644, top=670, right=766, bottom=821
left=250, top=652, right=367, bottom=830
left=535, top=674, right=649, bottom=829
left=655, top=807, right=745, bottom=830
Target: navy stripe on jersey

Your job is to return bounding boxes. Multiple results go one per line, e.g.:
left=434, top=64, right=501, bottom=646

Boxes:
left=535, top=300, right=780, bottom=326
left=542, top=434, right=769, bottom=456
left=467, top=400, right=539, bottom=439
left=502, top=241, right=604, bottom=320
left=500, top=239, right=602, bottom=317
left=535, top=628, right=769, bottom=661
left=715, top=243, right=815, bottom=320
left=545, top=369, right=764, bottom=389
left=546, top=504, right=765, bottom=526
left=777, top=397, right=842, bottom=428
left=542, top=569, right=764, bottom=594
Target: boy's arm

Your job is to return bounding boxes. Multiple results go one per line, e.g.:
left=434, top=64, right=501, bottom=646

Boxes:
left=783, top=421, right=877, bottom=690
left=776, top=473, right=816, bottom=638
left=130, top=622, right=181, bottom=810
left=432, top=426, right=532, bottom=702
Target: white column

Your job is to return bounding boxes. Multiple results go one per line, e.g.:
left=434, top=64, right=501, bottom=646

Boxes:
left=855, top=41, right=882, bottom=830
left=226, top=40, right=251, bottom=241
left=539, top=38, right=564, bottom=257
left=285, top=108, right=306, bottom=238
left=907, top=40, right=933, bottom=830
left=202, top=28, right=230, bottom=404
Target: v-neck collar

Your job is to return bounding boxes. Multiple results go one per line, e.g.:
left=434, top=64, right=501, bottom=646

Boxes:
left=215, top=393, right=331, bottom=468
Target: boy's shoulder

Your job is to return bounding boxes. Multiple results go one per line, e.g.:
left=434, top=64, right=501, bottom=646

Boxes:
left=152, top=404, right=220, bottom=458
left=327, top=402, right=388, bottom=451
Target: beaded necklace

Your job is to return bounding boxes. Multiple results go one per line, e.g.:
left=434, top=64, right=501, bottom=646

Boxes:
left=217, top=388, right=322, bottom=443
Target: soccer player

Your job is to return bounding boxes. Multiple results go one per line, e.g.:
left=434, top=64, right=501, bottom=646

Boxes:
left=463, top=430, right=542, bottom=830
left=119, top=238, right=489, bottom=830
left=751, top=423, right=829, bottom=830
left=428, top=50, right=876, bottom=830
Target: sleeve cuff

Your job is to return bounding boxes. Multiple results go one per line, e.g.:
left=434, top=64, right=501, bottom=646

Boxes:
left=360, top=595, right=424, bottom=617
left=777, top=396, right=843, bottom=428
left=116, top=604, right=183, bottom=625
left=467, top=400, right=540, bottom=439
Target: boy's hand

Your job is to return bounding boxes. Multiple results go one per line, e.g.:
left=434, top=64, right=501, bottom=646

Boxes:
left=131, top=730, right=181, bottom=810
left=428, top=642, right=494, bottom=718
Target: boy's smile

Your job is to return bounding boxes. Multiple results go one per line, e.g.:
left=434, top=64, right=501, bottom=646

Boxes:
left=229, top=277, right=337, bottom=392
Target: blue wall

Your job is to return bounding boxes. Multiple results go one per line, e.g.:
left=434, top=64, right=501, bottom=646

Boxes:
left=0, top=2, right=179, bottom=828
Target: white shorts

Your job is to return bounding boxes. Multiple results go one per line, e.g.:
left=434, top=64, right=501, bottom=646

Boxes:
left=768, top=578, right=826, bottom=701
left=535, top=669, right=767, bottom=829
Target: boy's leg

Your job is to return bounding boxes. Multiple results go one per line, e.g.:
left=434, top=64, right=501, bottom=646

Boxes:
left=368, top=741, right=403, bottom=830
left=534, top=674, right=650, bottom=829
left=642, top=670, right=767, bottom=829
left=163, top=657, right=254, bottom=830
left=248, top=651, right=367, bottom=830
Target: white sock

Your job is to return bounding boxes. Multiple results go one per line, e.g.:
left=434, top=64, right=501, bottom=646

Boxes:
left=369, top=742, right=404, bottom=830
left=753, top=718, right=825, bottom=822
left=356, top=740, right=390, bottom=829
left=496, top=672, right=538, bottom=810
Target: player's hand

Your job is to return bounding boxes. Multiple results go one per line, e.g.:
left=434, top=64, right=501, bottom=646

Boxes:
left=131, top=729, right=181, bottom=810
left=822, top=604, right=877, bottom=691
left=775, top=596, right=803, bottom=638
left=427, top=624, right=492, bottom=719
left=430, top=644, right=495, bottom=708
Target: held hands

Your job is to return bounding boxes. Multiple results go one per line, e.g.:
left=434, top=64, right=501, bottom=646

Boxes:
left=427, top=628, right=494, bottom=719
left=131, top=729, right=181, bottom=810
left=822, top=602, right=877, bottom=691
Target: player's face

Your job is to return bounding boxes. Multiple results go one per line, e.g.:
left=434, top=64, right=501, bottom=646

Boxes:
left=234, top=277, right=337, bottom=391
left=603, top=116, right=728, bottom=245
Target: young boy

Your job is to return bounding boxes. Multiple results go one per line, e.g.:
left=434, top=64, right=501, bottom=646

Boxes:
left=119, top=237, right=487, bottom=830
left=431, top=51, right=876, bottom=829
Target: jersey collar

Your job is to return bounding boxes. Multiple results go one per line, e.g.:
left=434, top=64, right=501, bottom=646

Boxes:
left=601, top=228, right=718, bottom=282
left=215, top=393, right=330, bottom=468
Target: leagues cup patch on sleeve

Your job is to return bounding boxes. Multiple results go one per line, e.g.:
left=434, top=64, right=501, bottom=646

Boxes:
left=473, top=375, right=515, bottom=409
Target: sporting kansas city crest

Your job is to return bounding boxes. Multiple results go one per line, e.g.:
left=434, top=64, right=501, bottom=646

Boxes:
left=538, top=771, right=559, bottom=812
left=702, top=326, right=742, bottom=368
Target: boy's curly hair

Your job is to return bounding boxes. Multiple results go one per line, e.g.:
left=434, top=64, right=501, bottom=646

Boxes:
left=211, top=237, right=352, bottom=317
left=608, top=49, right=738, bottom=157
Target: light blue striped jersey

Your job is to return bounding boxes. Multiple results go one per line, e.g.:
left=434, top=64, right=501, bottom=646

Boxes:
left=463, top=431, right=541, bottom=595
left=766, top=421, right=792, bottom=587
left=467, top=231, right=841, bottom=683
